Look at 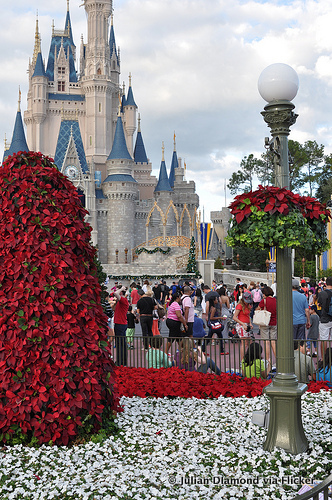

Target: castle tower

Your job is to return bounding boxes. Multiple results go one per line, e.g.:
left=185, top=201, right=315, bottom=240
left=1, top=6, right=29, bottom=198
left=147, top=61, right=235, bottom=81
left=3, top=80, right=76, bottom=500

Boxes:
left=24, top=4, right=79, bottom=158
left=103, top=111, right=138, bottom=263
left=25, top=16, right=48, bottom=153
left=123, top=73, right=137, bottom=156
left=81, top=0, right=117, bottom=175
left=3, top=90, right=29, bottom=161
left=30, top=50, right=48, bottom=152
left=133, top=114, right=157, bottom=199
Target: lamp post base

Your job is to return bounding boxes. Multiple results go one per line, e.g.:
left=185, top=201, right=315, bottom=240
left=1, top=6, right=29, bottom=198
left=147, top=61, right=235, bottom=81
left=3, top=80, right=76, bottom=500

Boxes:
left=263, top=376, right=308, bottom=454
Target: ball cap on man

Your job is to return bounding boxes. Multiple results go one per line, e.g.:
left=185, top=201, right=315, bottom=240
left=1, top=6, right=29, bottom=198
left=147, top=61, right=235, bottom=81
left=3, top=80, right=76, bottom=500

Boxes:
left=292, top=279, right=300, bottom=288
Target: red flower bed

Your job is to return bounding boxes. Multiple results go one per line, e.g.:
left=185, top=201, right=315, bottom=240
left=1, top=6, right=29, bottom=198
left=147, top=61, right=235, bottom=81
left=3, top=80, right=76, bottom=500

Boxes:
left=0, top=152, right=119, bottom=446
left=114, top=367, right=331, bottom=399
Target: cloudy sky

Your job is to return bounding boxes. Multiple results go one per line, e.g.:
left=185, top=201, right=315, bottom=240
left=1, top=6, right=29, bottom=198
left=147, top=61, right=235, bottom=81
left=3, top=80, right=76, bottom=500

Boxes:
left=1, top=0, right=332, bottom=218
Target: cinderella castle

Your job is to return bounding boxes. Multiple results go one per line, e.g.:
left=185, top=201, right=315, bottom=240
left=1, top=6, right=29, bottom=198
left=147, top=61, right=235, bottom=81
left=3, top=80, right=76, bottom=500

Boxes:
left=3, top=0, right=205, bottom=276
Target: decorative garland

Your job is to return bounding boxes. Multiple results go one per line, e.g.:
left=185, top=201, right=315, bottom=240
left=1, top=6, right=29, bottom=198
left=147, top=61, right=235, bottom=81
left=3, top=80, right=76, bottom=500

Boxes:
left=135, top=246, right=171, bottom=255
left=226, top=185, right=331, bottom=254
left=108, top=273, right=201, bottom=280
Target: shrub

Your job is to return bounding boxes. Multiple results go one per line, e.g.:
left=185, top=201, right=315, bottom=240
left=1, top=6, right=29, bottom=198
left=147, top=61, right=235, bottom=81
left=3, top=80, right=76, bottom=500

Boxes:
left=0, top=152, right=120, bottom=446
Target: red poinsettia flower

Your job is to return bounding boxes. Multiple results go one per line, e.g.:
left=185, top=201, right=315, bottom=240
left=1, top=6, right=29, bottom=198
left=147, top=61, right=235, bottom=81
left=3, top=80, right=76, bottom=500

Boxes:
left=0, top=152, right=120, bottom=446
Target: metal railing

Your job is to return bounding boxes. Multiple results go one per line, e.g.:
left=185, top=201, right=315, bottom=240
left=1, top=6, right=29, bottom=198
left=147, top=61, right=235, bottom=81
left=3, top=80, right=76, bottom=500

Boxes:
left=293, top=473, right=332, bottom=499
left=110, top=334, right=332, bottom=382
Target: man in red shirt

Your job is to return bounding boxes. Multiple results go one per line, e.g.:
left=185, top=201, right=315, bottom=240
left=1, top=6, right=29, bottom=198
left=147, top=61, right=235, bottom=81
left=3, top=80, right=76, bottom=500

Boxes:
left=130, top=284, right=140, bottom=311
left=114, top=286, right=129, bottom=366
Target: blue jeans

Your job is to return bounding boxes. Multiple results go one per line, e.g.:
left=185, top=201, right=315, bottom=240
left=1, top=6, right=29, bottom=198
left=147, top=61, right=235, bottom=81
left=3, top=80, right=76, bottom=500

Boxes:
left=114, top=323, right=127, bottom=366
left=197, top=357, right=221, bottom=375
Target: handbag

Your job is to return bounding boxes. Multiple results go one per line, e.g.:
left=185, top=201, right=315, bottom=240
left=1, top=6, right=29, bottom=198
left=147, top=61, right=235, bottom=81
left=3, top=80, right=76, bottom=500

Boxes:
left=253, top=299, right=271, bottom=327
left=210, top=320, right=223, bottom=331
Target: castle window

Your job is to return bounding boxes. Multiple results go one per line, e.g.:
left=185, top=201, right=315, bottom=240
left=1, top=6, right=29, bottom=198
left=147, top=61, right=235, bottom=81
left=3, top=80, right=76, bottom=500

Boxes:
left=58, top=67, right=65, bottom=74
left=58, top=81, right=65, bottom=92
left=99, top=103, right=102, bottom=112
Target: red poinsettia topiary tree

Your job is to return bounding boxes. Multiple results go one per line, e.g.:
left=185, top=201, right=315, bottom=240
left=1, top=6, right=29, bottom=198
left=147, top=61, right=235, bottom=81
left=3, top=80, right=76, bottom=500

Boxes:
left=0, top=151, right=119, bottom=446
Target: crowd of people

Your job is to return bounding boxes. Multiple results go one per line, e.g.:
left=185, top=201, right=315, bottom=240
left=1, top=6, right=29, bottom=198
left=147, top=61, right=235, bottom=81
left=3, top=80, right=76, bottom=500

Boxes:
left=100, top=276, right=332, bottom=385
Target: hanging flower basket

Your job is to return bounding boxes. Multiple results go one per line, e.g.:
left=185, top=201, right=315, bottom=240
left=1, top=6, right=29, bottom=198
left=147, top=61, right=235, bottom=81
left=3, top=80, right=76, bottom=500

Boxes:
left=226, top=185, right=331, bottom=254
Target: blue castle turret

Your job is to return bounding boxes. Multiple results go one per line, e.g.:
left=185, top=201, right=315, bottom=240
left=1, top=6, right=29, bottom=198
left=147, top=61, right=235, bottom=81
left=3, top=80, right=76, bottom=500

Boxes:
left=3, top=90, right=29, bottom=162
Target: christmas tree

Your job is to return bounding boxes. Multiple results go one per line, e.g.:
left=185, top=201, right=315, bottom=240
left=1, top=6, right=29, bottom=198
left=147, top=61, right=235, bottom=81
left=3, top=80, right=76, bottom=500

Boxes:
left=186, top=236, right=199, bottom=275
left=0, top=152, right=119, bottom=446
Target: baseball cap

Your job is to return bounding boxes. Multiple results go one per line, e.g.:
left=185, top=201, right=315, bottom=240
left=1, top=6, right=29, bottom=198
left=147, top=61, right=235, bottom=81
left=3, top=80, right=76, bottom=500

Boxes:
left=243, top=291, right=253, bottom=304
left=292, top=279, right=300, bottom=288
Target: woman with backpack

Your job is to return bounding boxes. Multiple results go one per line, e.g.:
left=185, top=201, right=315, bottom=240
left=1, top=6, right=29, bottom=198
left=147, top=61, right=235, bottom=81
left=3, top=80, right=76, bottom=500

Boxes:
left=251, top=284, right=263, bottom=319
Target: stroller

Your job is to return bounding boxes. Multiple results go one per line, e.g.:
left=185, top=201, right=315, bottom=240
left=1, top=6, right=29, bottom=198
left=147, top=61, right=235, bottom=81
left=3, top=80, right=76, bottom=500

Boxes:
left=227, top=318, right=255, bottom=342
left=227, top=317, right=240, bottom=342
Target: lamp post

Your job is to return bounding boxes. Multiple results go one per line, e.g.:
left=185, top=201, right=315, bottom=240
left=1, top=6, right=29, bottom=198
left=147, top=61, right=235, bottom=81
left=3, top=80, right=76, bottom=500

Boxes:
left=237, top=253, right=240, bottom=270
left=302, top=257, right=306, bottom=278
left=258, top=63, right=308, bottom=454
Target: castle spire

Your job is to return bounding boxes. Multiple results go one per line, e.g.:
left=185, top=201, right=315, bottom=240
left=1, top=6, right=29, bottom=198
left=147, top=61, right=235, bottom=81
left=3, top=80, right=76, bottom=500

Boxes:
left=162, top=141, right=165, bottom=161
left=32, top=13, right=41, bottom=67
left=107, top=115, right=132, bottom=161
left=64, top=0, right=75, bottom=46
left=126, top=73, right=137, bottom=107
left=109, top=11, right=118, bottom=62
left=169, top=131, right=178, bottom=189
left=134, top=114, right=148, bottom=164
left=18, top=87, right=21, bottom=112
left=3, top=90, right=29, bottom=161
left=155, top=144, right=172, bottom=192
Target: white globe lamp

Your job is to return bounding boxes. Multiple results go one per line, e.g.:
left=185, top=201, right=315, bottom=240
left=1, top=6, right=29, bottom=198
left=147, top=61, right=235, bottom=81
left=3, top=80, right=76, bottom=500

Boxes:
left=258, top=63, right=299, bottom=103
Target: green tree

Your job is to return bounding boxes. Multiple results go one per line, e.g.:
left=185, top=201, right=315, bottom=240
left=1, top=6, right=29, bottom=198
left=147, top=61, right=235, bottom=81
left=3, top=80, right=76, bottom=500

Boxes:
left=315, top=154, right=332, bottom=203
left=232, top=247, right=268, bottom=273
left=288, top=140, right=307, bottom=192
left=301, top=140, right=325, bottom=196
left=186, top=236, right=198, bottom=274
left=228, top=154, right=265, bottom=194
left=257, top=151, right=274, bottom=185
left=214, top=256, right=223, bottom=269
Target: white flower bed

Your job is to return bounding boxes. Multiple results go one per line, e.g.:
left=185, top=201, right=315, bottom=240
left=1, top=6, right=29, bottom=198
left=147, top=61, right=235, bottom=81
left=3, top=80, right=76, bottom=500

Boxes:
left=0, top=391, right=331, bottom=499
